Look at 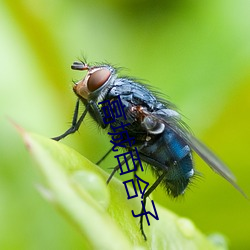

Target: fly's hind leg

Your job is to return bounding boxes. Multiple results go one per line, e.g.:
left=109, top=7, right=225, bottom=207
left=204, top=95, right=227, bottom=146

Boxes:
left=139, top=171, right=167, bottom=240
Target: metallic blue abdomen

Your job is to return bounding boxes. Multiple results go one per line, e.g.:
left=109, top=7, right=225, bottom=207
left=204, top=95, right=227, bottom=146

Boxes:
left=139, top=128, right=194, bottom=197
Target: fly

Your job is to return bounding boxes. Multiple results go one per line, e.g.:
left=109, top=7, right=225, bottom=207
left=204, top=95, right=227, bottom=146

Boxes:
left=52, top=60, right=246, bottom=239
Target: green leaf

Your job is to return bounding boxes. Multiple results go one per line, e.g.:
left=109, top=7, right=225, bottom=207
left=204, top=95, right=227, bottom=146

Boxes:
left=19, top=127, right=227, bottom=250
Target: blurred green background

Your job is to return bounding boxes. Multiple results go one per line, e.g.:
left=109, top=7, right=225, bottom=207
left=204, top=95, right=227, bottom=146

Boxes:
left=1, top=0, right=250, bottom=249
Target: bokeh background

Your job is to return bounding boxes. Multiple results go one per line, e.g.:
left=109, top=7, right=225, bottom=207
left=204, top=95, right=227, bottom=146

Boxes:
left=1, top=0, right=250, bottom=249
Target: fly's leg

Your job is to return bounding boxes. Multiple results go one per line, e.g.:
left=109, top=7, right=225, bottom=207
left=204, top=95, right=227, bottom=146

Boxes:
left=101, top=151, right=140, bottom=179
left=107, top=156, right=141, bottom=185
left=89, top=100, right=107, bottom=129
left=106, top=165, right=120, bottom=184
left=52, top=99, right=89, bottom=141
left=140, top=171, right=167, bottom=240
left=133, top=162, right=141, bottom=189
left=52, top=99, right=107, bottom=141
left=89, top=99, right=113, bottom=164
left=106, top=155, right=132, bottom=184
left=96, top=147, right=113, bottom=165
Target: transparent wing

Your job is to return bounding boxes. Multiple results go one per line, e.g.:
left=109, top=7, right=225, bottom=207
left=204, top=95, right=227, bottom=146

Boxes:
left=147, top=110, right=247, bottom=198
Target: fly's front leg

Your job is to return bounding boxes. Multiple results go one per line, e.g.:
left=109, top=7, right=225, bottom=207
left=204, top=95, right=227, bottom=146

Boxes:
left=88, top=100, right=107, bottom=129
left=52, top=99, right=89, bottom=141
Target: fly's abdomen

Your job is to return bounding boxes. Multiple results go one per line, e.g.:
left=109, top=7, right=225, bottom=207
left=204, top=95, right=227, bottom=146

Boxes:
left=140, top=128, right=194, bottom=197
left=165, top=153, right=193, bottom=197
left=162, top=129, right=194, bottom=196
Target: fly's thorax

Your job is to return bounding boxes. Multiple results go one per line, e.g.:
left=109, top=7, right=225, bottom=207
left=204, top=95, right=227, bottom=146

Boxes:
left=140, top=108, right=181, bottom=135
left=73, top=64, right=117, bottom=102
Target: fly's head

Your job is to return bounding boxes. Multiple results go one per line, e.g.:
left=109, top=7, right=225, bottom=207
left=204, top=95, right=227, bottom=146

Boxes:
left=72, top=61, right=116, bottom=102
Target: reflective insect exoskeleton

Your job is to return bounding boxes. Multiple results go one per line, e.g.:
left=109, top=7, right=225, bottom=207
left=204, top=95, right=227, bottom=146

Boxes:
left=52, top=61, right=246, bottom=240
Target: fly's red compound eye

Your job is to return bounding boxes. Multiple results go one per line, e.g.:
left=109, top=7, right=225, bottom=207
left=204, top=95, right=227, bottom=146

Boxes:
left=87, top=68, right=111, bottom=92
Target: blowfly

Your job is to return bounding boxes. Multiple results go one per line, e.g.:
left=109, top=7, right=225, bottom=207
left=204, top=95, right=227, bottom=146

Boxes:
left=52, top=60, right=246, bottom=239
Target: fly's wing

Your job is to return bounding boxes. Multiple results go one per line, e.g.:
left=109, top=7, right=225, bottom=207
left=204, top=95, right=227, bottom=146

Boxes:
left=180, top=131, right=248, bottom=198
left=150, top=110, right=247, bottom=198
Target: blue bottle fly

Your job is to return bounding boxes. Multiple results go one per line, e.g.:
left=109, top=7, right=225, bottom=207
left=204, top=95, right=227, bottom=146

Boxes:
left=52, top=60, right=246, bottom=239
